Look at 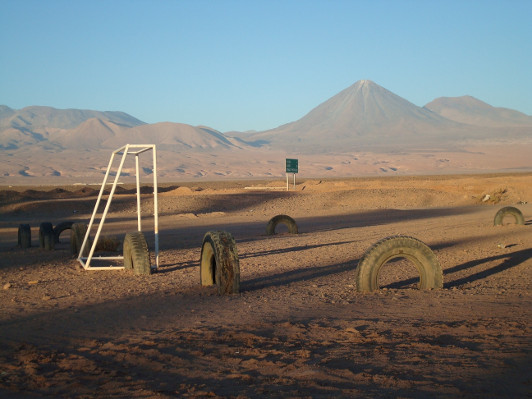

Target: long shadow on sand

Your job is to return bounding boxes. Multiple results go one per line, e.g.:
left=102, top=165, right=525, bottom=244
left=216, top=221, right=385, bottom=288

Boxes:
left=158, top=240, right=360, bottom=274
left=297, top=207, right=479, bottom=234
left=383, top=247, right=532, bottom=290
left=444, top=247, right=532, bottom=288
left=153, top=206, right=480, bottom=251
left=241, top=260, right=355, bottom=292
left=239, top=240, right=460, bottom=293
left=238, top=240, right=357, bottom=260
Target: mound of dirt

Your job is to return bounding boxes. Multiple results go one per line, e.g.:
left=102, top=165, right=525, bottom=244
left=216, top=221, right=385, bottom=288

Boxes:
left=72, top=187, right=98, bottom=196
left=161, top=186, right=195, bottom=196
left=299, top=179, right=352, bottom=192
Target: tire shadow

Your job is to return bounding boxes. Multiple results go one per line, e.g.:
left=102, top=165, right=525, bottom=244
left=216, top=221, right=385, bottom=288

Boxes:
left=238, top=239, right=460, bottom=291
left=241, top=260, right=354, bottom=292
left=354, top=245, right=532, bottom=291
left=239, top=240, right=357, bottom=260
left=444, top=248, right=532, bottom=288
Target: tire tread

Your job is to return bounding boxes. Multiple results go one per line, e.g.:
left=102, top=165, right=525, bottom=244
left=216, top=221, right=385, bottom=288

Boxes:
left=200, top=231, right=240, bottom=294
left=123, top=232, right=151, bottom=275
left=493, top=206, right=525, bottom=226
left=356, top=235, right=442, bottom=292
left=266, top=214, right=299, bottom=235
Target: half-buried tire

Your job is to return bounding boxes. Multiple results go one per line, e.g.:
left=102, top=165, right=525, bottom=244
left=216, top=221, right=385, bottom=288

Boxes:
left=356, top=235, right=443, bottom=293
left=18, top=224, right=31, bottom=249
left=493, top=206, right=525, bottom=226
left=39, top=222, right=55, bottom=251
left=54, top=221, right=74, bottom=243
left=200, top=231, right=240, bottom=295
left=123, top=231, right=151, bottom=275
left=70, top=223, right=91, bottom=257
left=266, top=214, right=298, bottom=235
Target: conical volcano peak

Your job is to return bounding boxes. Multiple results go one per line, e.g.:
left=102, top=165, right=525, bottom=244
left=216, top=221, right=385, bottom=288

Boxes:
left=357, top=79, right=375, bottom=87
left=340, top=79, right=396, bottom=102
left=347, top=79, right=379, bottom=94
left=296, top=79, right=435, bottom=127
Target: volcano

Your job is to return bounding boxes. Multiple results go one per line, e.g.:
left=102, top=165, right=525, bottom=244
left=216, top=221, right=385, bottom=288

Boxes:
left=245, top=80, right=472, bottom=152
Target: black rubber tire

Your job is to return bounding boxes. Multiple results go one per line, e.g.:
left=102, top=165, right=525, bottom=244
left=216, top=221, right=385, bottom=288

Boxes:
left=356, top=235, right=443, bottom=293
left=493, top=206, right=525, bottom=226
left=200, top=231, right=240, bottom=295
left=266, top=214, right=299, bottom=235
left=123, top=231, right=151, bottom=275
left=18, top=224, right=31, bottom=249
left=39, top=222, right=55, bottom=251
left=53, top=221, right=74, bottom=243
left=70, top=223, right=91, bottom=257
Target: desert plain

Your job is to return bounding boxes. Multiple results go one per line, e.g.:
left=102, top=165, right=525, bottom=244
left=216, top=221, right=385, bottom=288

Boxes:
left=0, top=173, right=531, bottom=398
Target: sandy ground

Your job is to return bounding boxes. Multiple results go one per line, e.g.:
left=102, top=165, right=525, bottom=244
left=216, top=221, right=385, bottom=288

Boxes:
left=2, top=141, right=532, bottom=184
left=0, top=173, right=531, bottom=398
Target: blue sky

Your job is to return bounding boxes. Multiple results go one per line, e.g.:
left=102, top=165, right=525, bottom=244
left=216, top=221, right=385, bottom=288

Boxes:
left=1, top=0, right=531, bottom=132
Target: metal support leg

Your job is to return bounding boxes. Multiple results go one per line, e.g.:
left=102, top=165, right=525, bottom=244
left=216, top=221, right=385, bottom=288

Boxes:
left=135, top=153, right=142, bottom=232
left=153, top=146, right=159, bottom=269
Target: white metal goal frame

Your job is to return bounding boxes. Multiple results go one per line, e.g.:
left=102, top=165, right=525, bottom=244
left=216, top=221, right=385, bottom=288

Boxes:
left=77, top=144, right=159, bottom=271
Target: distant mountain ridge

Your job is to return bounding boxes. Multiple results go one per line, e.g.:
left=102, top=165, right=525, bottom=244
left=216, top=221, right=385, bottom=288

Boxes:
left=0, top=106, right=241, bottom=151
left=1, top=80, right=531, bottom=180
left=2, top=81, right=531, bottom=152
left=424, top=96, right=532, bottom=127
left=0, top=105, right=148, bottom=150
left=0, top=105, right=145, bottom=130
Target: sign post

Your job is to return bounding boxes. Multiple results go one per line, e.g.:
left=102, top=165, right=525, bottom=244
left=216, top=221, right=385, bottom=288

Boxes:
left=285, top=158, right=298, bottom=191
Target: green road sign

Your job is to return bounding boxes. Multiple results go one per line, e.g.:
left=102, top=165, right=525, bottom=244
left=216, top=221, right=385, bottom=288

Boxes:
left=286, top=158, right=298, bottom=173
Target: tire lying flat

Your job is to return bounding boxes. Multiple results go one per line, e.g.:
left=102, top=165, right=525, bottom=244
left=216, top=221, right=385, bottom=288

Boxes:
left=123, top=231, right=151, bottom=275
left=200, top=231, right=240, bottom=295
left=493, top=206, right=525, bottom=226
left=266, top=214, right=299, bottom=235
left=356, top=235, right=443, bottom=293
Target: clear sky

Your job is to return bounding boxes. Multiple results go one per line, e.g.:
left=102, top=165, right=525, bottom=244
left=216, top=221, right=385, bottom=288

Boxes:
left=1, top=0, right=531, bottom=132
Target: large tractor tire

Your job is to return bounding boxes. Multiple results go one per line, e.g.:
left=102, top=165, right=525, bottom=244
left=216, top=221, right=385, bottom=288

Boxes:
left=200, top=231, right=240, bottom=295
left=266, top=214, right=299, bottom=235
left=493, top=206, right=525, bottom=226
left=70, top=223, right=91, bottom=257
left=356, top=236, right=443, bottom=293
left=18, top=224, right=31, bottom=249
left=39, top=222, right=55, bottom=251
left=123, top=231, right=151, bottom=275
left=53, top=221, right=74, bottom=243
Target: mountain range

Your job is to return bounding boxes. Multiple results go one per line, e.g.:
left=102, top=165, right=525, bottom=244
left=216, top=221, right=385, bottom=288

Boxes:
left=1, top=80, right=531, bottom=182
